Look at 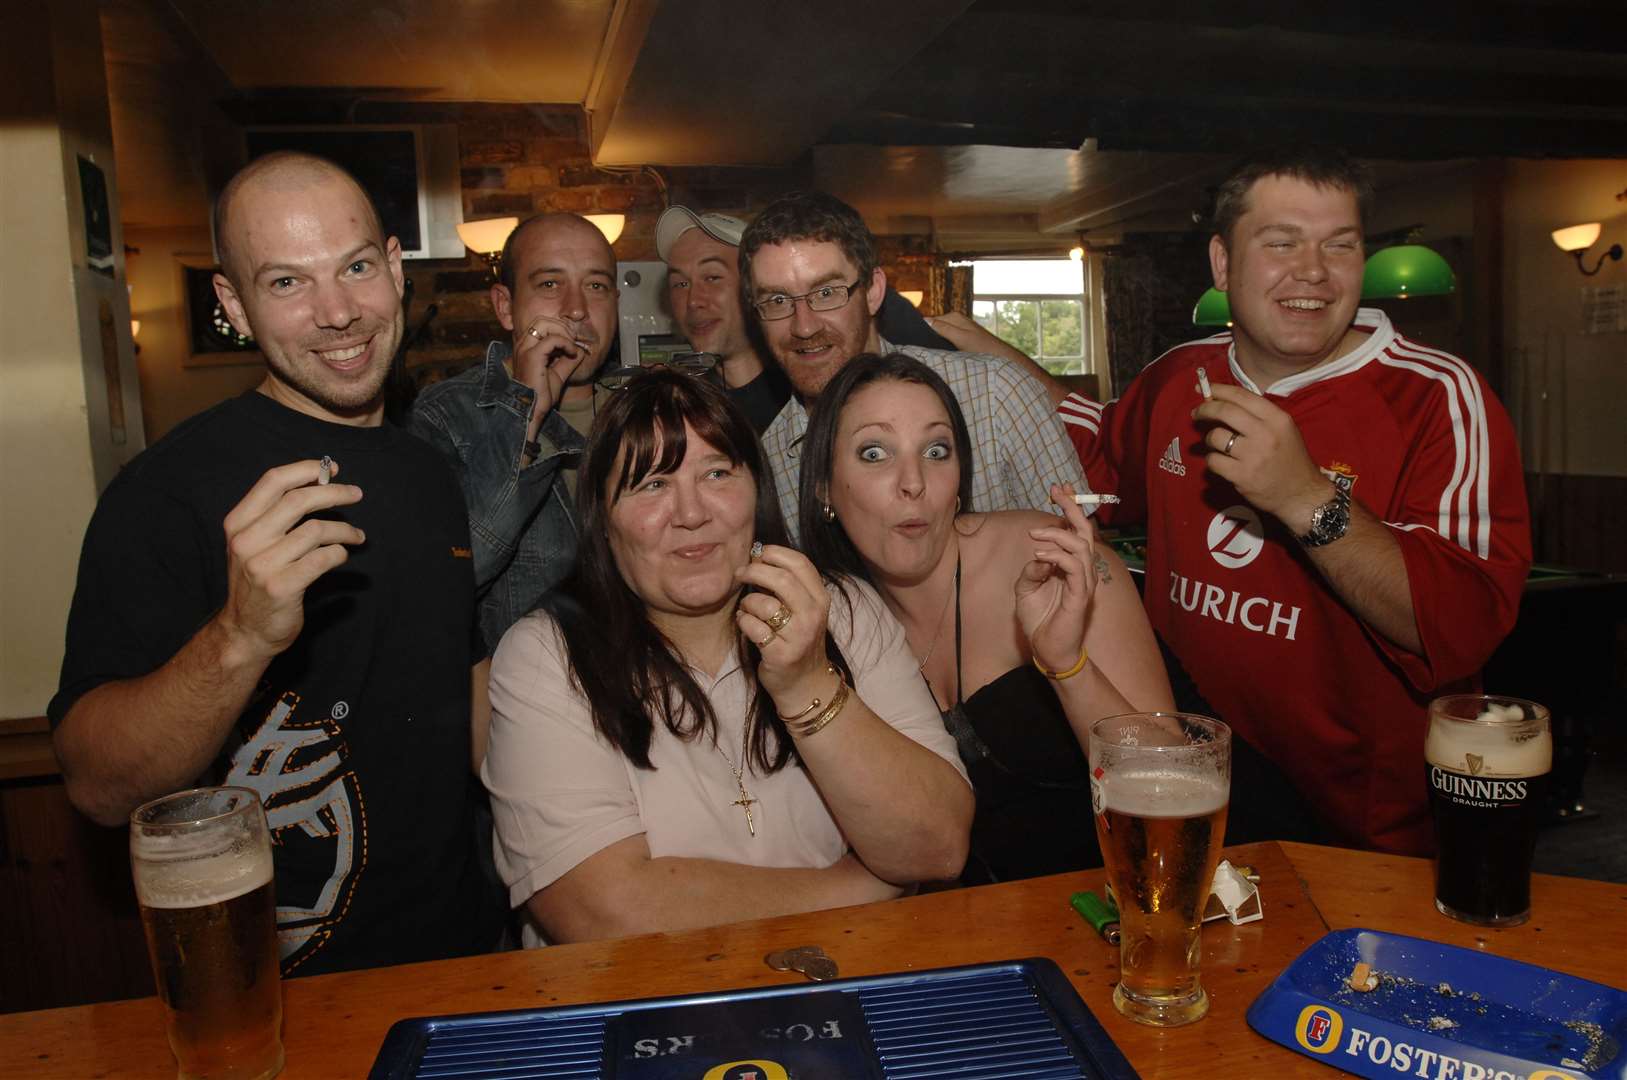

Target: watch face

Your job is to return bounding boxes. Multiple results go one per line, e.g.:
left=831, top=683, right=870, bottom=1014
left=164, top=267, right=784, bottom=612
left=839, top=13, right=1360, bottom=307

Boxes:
left=1301, top=491, right=1351, bottom=546
left=1309, top=498, right=1350, bottom=544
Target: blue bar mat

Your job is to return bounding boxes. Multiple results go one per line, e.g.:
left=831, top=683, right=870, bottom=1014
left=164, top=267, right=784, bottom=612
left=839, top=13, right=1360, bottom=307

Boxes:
left=369, top=958, right=1141, bottom=1079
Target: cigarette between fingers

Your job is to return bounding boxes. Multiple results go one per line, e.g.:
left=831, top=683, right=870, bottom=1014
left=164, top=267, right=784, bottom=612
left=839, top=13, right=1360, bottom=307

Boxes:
left=318, top=456, right=333, bottom=486
left=1073, top=493, right=1120, bottom=505
left=1196, top=366, right=1213, bottom=399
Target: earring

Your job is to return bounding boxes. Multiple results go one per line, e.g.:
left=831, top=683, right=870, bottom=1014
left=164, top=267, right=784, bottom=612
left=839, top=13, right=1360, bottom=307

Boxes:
left=822, top=503, right=837, bottom=522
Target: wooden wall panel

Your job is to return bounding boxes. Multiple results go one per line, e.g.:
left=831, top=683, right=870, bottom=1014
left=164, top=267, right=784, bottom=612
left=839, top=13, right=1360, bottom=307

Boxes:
left=0, top=779, right=153, bottom=1013
left=1528, top=472, right=1627, bottom=573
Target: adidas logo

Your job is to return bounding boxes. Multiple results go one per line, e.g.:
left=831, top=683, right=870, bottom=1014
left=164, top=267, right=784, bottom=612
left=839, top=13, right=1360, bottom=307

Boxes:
left=1157, top=436, right=1187, bottom=477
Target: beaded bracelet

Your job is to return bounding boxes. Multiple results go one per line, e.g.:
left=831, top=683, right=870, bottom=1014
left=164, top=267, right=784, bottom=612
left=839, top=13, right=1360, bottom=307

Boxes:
left=1033, top=643, right=1090, bottom=681
left=786, top=678, right=851, bottom=739
left=777, top=664, right=838, bottom=722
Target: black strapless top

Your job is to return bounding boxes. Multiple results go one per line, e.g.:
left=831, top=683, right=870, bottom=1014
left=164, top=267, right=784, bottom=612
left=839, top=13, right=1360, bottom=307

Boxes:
left=935, top=556, right=1101, bottom=884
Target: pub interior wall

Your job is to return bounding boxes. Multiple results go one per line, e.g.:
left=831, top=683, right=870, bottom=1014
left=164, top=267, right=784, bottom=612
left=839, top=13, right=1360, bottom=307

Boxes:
left=1501, top=159, right=1627, bottom=480
left=125, top=225, right=265, bottom=442
left=1, top=1, right=141, bottom=718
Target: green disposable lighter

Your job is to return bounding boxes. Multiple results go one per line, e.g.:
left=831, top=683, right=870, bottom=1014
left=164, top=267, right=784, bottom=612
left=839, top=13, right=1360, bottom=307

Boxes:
left=1070, top=890, right=1121, bottom=945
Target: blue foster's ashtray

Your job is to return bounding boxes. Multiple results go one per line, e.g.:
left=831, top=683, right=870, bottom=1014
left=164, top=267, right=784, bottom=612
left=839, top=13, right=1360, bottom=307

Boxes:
left=1247, top=928, right=1625, bottom=1079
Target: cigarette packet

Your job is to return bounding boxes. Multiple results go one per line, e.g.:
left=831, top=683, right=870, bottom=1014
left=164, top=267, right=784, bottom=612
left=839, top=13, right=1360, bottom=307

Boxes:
left=1073, top=493, right=1121, bottom=506
left=1196, top=366, right=1212, bottom=399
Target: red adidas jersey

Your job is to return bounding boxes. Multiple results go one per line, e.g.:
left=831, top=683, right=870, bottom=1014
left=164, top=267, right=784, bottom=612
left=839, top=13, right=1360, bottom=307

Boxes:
left=1067, top=310, right=1531, bottom=854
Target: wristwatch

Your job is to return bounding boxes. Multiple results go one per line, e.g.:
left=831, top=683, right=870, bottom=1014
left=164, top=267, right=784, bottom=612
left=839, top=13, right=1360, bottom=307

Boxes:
left=1297, top=485, right=1351, bottom=548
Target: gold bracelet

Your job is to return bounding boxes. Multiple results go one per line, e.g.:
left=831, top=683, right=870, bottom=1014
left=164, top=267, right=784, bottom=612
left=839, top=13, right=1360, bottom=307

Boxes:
left=776, top=664, right=838, bottom=722
left=1033, top=643, right=1089, bottom=681
left=786, top=678, right=851, bottom=739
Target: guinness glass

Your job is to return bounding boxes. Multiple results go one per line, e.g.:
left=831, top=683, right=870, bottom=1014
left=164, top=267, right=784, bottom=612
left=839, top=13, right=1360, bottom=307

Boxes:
left=131, top=787, right=284, bottom=1080
left=1426, top=695, right=1552, bottom=926
left=1089, top=713, right=1230, bottom=1027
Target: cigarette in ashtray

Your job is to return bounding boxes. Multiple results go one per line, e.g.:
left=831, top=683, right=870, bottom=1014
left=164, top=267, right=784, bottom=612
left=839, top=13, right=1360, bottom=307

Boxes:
left=1073, top=493, right=1121, bottom=506
left=1347, top=961, right=1379, bottom=993
left=1196, top=366, right=1213, bottom=399
left=318, top=455, right=333, bottom=486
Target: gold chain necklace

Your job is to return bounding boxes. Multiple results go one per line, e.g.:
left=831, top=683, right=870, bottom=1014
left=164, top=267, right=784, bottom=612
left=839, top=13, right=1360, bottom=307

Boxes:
left=914, top=549, right=961, bottom=673
left=713, top=712, right=758, bottom=836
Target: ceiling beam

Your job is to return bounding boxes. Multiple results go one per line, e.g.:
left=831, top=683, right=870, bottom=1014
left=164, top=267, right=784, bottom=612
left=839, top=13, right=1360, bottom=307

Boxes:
left=584, top=0, right=660, bottom=160
left=594, top=0, right=975, bottom=166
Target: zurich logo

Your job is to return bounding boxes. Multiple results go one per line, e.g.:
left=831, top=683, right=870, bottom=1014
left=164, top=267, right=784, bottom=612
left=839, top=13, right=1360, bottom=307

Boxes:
left=1206, top=505, right=1265, bottom=570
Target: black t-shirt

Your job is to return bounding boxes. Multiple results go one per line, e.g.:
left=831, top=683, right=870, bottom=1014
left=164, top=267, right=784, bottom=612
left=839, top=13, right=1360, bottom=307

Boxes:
left=724, top=363, right=793, bottom=436
left=51, top=391, right=504, bottom=976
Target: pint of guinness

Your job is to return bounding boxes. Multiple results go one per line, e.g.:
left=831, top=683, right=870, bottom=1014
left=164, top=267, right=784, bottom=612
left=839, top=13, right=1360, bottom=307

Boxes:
left=1425, top=695, right=1551, bottom=927
left=1090, top=713, right=1231, bottom=1028
left=131, top=788, right=284, bottom=1080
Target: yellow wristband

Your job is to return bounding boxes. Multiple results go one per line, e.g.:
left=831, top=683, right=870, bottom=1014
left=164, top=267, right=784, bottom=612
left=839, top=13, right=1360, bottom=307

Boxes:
left=1034, top=643, right=1089, bottom=681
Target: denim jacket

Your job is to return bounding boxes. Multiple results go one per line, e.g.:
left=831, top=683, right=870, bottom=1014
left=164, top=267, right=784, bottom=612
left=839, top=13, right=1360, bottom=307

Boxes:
left=409, top=342, right=582, bottom=654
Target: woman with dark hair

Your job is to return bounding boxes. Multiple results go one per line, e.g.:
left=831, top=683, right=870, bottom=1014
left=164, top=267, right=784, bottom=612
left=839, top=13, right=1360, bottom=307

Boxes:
left=483, top=368, right=972, bottom=945
left=801, top=353, right=1173, bottom=883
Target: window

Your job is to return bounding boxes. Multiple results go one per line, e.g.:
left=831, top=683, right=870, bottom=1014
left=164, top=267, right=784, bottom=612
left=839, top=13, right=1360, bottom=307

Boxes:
left=970, top=259, right=1093, bottom=377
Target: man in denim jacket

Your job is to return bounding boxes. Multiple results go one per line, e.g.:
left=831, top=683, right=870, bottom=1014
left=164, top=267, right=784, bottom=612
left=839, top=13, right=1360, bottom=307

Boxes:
left=412, top=214, right=619, bottom=653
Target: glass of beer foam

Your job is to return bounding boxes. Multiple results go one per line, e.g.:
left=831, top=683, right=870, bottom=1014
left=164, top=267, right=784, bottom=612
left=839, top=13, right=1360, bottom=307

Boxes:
left=130, top=787, right=284, bottom=1080
left=1426, top=695, right=1552, bottom=927
left=1088, top=713, right=1231, bottom=1027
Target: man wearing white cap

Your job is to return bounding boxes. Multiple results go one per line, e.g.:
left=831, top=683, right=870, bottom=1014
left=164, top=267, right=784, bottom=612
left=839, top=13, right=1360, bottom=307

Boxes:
left=657, top=206, right=791, bottom=433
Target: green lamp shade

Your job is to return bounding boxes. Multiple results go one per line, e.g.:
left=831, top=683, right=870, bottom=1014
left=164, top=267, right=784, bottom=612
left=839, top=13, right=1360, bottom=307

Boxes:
left=1193, top=287, right=1231, bottom=326
left=1362, top=244, right=1455, bottom=299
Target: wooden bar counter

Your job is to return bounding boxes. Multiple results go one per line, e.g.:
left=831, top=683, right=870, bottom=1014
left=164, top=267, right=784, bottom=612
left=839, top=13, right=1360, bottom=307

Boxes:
left=6, top=840, right=1624, bottom=1078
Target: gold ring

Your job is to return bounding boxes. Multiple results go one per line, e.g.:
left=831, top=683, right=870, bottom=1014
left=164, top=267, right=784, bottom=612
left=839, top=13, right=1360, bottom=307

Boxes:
left=759, top=630, right=777, bottom=648
left=1223, top=432, right=1239, bottom=455
left=765, top=606, right=792, bottom=632
left=527, top=326, right=543, bottom=340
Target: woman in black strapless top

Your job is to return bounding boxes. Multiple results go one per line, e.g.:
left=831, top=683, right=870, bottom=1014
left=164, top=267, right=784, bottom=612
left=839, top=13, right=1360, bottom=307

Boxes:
left=798, top=353, right=1175, bottom=883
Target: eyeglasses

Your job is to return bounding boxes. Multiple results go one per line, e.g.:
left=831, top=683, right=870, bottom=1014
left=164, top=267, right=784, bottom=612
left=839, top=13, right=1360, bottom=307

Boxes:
left=597, top=352, right=721, bottom=390
left=753, top=278, right=864, bottom=321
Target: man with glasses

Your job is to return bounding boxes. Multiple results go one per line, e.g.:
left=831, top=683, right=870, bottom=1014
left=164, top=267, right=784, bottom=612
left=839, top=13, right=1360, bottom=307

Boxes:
left=740, top=190, right=1087, bottom=538
left=412, top=213, right=620, bottom=653
left=657, top=206, right=792, bottom=434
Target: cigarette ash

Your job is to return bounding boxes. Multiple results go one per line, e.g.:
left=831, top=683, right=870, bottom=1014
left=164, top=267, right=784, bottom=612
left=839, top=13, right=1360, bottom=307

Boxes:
left=1561, top=1019, right=1617, bottom=1075
left=1323, top=967, right=1610, bottom=1069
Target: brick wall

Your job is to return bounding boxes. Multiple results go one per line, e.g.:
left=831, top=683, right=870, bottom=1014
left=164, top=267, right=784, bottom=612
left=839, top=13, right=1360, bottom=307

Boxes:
left=393, top=104, right=938, bottom=384
left=404, top=104, right=669, bottom=380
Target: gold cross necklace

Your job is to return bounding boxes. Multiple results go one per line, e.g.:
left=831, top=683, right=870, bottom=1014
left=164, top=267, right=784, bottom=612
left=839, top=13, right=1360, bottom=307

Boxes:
left=713, top=712, right=758, bottom=836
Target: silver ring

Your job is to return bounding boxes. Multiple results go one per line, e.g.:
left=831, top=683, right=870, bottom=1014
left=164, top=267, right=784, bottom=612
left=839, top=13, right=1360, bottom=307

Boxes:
left=527, top=326, right=543, bottom=340
left=1223, top=432, right=1239, bottom=455
left=765, top=606, right=793, bottom=632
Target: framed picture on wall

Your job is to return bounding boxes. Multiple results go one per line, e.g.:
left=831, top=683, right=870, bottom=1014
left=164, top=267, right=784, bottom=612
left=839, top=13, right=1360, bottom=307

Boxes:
left=178, top=255, right=261, bottom=367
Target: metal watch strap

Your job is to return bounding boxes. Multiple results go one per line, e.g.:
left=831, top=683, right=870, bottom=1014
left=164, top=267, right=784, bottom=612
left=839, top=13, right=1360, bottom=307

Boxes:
left=1297, top=485, right=1351, bottom=548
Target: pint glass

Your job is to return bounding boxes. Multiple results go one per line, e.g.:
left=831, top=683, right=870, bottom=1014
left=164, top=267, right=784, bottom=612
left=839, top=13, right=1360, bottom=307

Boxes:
left=1089, top=713, right=1230, bottom=1027
left=1426, top=695, right=1552, bottom=926
left=130, top=787, right=284, bottom=1080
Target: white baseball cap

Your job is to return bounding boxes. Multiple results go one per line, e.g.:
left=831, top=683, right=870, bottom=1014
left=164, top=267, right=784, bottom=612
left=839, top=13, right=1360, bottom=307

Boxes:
left=656, top=206, right=747, bottom=261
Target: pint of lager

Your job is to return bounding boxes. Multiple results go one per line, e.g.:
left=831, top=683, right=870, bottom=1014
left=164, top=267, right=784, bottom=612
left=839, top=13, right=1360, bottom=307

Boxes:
left=1089, top=713, right=1230, bottom=1028
left=1425, top=695, right=1551, bottom=926
left=131, top=787, right=284, bottom=1080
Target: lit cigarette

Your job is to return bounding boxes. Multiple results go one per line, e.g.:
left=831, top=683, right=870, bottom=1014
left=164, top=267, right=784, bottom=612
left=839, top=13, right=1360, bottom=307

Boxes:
left=1073, top=493, right=1121, bottom=506
left=318, top=455, right=333, bottom=486
left=1196, top=366, right=1212, bottom=399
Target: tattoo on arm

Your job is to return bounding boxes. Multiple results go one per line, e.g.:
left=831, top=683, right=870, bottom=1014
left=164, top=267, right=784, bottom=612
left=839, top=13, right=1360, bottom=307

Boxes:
left=1094, top=553, right=1111, bottom=584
